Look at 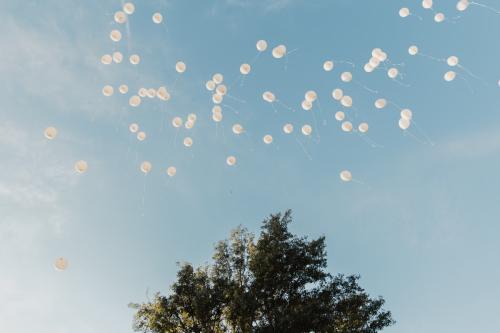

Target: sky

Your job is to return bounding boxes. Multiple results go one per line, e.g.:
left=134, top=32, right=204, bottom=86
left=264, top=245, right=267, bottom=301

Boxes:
left=1, top=0, right=500, bottom=332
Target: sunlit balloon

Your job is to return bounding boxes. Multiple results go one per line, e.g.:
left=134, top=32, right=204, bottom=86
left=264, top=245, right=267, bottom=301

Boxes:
left=256, top=39, right=268, bottom=52
left=335, top=111, right=345, bottom=121
left=138, top=88, right=147, bottom=98
left=301, top=100, right=313, bottom=111
left=140, top=161, right=152, bottom=174
left=212, top=112, right=223, bottom=122
left=399, top=7, right=410, bottom=18
left=399, top=118, right=411, bottom=130
left=358, top=122, right=369, bottom=133
left=340, top=170, right=352, bottom=182
left=123, top=2, right=135, bottom=15
left=54, top=257, right=69, bottom=271
left=183, top=137, right=193, bottom=147
left=157, top=86, right=171, bottom=101
left=206, top=80, right=216, bottom=91
left=185, top=120, right=194, bottom=129
left=444, top=70, right=456, bottom=82
left=119, top=84, right=129, bottom=94
left=213, top=73, right=223, bottom=84
left=212, top=93, right=223, bottom=104
left=137, top=131, right=146, bottom=141
left=262, top=91, right=276, bottom=103
left=102, top=85, right=114, bottom=97
left=305, top=90, right=317, bottom=102
left=166, top=166, right=177, bottom=177
left=44, top=127, right=57, bottom=140
left=374, top=50, right=388, bottom=62
left=408, top=45, right=419, bottom=56
left=129, top=95, right=141, bottom=107
left=152, top=13, right=163, bottom=24
left=341, top=95, right=353, bottom=108
left=212, top=105, right=222, bottom=114
left=375, top=98, right=387, bottom=109
left=129, top=123, right=139, bottom=133
left=341, top=71, right=353, bottom=83
left=175, top=61, right=186, bottom=73
left=272, top=44, right=287, bottom=59
left=341, top=121, right=353, bottom=132
left=364, top=63, right=375, bottom=73
left=130, top=54, right=140, bottom=65
left=400, top=109, right=413, bottom=120
left=447, top=56, right=459, bottom=67
left=110, top=30, right=122, bottom=42
left=263, top=134, right=273, bottom=144
left=226, top=155, right=236, bottom=166
left=147, top=88, right=156, bottom=98
left=240, top=63, right=251, bottom=75
left=283, top=123, right=294, bottom=134
left=232, top=124, right=244, bottom=134
left=456, top=0, right=470, bottom=11
left=301, top=124, right=312, bottom=136
left=369, top=57, right=381, bottom=67
left=114, top=11, right=127, bottom=24
left=422, top=0, right=433, bottom=9
left=372, top=48, right=382, bottom=58
left=332, top=88, right=343, bottom=101
left=172, top=117, right=183, bottom=128
left=101, top=54, right=112, bottom=65
left=215, top=84, right=227, bottom=96
left=188, top=113, right=197, bottom=122
left=112, top=51, right=123, bottom=64
left=74, top=160, right=88, bottom=174
left=323, top=60, right=334, bottom=72
left=388, top=68, right=399, bottom=79
left=434, top=12, right=445, bottom=22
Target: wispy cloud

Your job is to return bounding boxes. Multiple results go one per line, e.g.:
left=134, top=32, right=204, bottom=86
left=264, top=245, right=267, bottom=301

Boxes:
left=442, top=127, right=500, bottom=159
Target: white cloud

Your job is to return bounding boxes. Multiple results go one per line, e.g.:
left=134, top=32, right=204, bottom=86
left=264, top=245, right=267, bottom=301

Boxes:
left=442, top=127, right=500, bottom=159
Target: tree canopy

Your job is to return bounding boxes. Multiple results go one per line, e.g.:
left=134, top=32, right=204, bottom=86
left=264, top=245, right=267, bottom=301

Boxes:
left=131, top=210, right=394, bottom=333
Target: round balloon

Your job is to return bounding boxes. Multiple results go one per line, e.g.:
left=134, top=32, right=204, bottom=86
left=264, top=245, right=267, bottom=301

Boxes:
left=44, top=127, right=57, bottom=140
left=256, top=40, right=268, bottom=52
left=305, top=90, right=317, bottom=102
left=375, top=98, right=387, bottom=109
left=263, top=134, right=273, bottom=144
left=183, top=137, right=193, bottom=147
left=388, top=68, right=399, bottom=79
left=272, top=45, right=287, bottom=59
left=141, top=161, right=152, bottom=174
left=129, top=123, right=139, bottom=133
left=240, top=63, right=251, bottom=75
left=172, top=117, right=183, bottom=128
left=114, top=11, right=127, bottom=24
left=101, top=54, right=112, bottom=65
left=358, top=122, right=369, bottom=133
left=123, top=2, right=135, bottom=15
left=167, top=166, right=177, bottom=177
left=206, top=80, right=216, bottom=91
left=335, top=111, right=345, bottom=121
left=341, top=71, right=353, bottom=83
left=400, top=109, right=413, bottom=120
left=213, top=73, right=224, bottom=84
left=110, top=30, right=122, bottom=42
left=113, top=52, right=123, bottom=63
left=301, top=100, right=313, bottom=111
left=332, top=88, right=343, bottom=101
left=399, top=7, right=410, bottom=17
left=434, top=12, right=445, bottom=22
left=341, top=121, right=353, bottom=132
left=263, top=91, right=276, bottom=103
left=283, top=123, right=294, bottom=134
left=399, top=118, right=411, bottom=130
left=232, top=124, right=244, bottom=134
left=444, top=71, right=456, bottom=82
left=129, top=95, right=141, bottom=107
left=74, top=160, right=88, bottom=174
left=175, top=61, right=186, bottom=73
left=340, top=170, right=352, bottom=182
left=323, top=60, right=334, bottom=71
left=54, top=257, right=69, bottom=271
left=226, top=155, right=237, bottom=166
left=408, top=45, right=419, bottom=56
left=301, top=124, right=312, bottom=136
left=119, top=84, right=129, bottom=94
left=153, top=13, right=163, bottom=24
left=129, top=54, right=140, bottom=65
left=447, top=56, right=459, bottom=67
left=341, top=95, right=353, bottom=108
left=137, top=131, right=146, bottom=141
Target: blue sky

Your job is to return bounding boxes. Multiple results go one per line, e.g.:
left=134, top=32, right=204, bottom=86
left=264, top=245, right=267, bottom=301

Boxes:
left=1, top=0, right=500, bottom=332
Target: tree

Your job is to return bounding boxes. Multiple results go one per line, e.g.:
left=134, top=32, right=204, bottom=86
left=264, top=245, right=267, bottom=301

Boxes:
left=131, top=210, right=394, bottom=333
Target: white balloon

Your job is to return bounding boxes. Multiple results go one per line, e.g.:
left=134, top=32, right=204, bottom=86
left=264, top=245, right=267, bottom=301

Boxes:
left=129, top=123, right=139, bottom=133
left=212, top=94, right=223, bottom=104
left=140, top=161, right=152, bottom=174
left=156, top=87, right=171, bottom=101
left=375, top=98, right=387, bottom=109
left=272, top=44, right=287, bottom=59
left=166, top=166, right=177, bottom=177
left=364, top=63, right=375, bottom=73
left=137, top=131, right=146, bottom=141
left=102, top=85, right=114, bottom=97
left=283, top=123, right=294, bottom=134
left=232, top=124, right=244, bottom=134
left=301, top=100, right=313, bottom=111
left=183, top=137, right=193, bottom=147
left=262, top=91, right=276, bottom=103
left=44, top=127, right=57, bottom=140
left=447, top=56, right=459, bottom=67
left=138, top=88, right=147, bottom=98
left=123, top=2, right=135, bottom=15
left=369, top=57, right=381, bottom=67
left=301, top=124, right=312, bottom=136
left=129, top=95, right=141, bottom=107
left=188, top=113, right=197, bottom=122
left=147, top=88, right=157, bottom=98
left=129, top=54, right=140, bottom=65
left=341, top=121, right=353, bottom=132
left=341, top=95, right=353, bottom=108
left=323, top=60, right=334, bottom=71
left=400, top=109, right=413, bottom=120
left=226, top=155, right=237, bottom=166
left=54, top=257, right=69, bottom=271
left=240, top=63, right=251, bottom=75
left=444, top=71, right=456, bottom=82
left=212, top=112, right=223, bottom=122
left=101, top=54, right=112, bottom=65
left=434, top=12, right=445, bottom=22
left=263, top=134, right=273, bottom=144
left=74, top=160, right=88, bottom=174
left=388, top=67, right=399, bottom=79
left=408, top=45, right=419, bottom=56
left=399, top=7, right=410, bottom=17
left=215, top=84, right=227, bottom=96
left=332, top=88, right=343, bottom=101
left=119, top=84, right=129, bottom=94
left=372, top=48, right=382, bottom=58
left=185, top=120, right=194, bottom=129
left=456, top=0, right=470, bottom=11
left=175, top=61, right=186, bottom=73
left=422, top=0, right=433, bottom=9
left=152, top=13, right=163, bottom=24
left=213, top=73, right=224, bottom=84
left=114, top=11, right=127, bottom=24
left=341, top=71, right=353, bottom=83
left=112, top=51, right=123, bottom=63
left=256, top=40, right=268, bottom=52
left=305, top=90, right=317, bottom=102
left=375, top=51, right=388, bottom=62
left=212, top=105, right=222, bottom=114
left=399, top=118, right=411, bottom=130
left=172, top=117, right=183, bottom=128
left=110, top=30, right=122, bottom=42
left=206, top=80, right=216, bottom=91
left=335, top=111, right=345, bottom=121
left=340, top=170, right=352, bottom=182
left=358, top=122, right=369, bottom=133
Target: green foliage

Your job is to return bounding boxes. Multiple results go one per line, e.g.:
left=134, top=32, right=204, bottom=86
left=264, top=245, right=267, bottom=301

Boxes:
left=132, top=210, right=394, bottom=333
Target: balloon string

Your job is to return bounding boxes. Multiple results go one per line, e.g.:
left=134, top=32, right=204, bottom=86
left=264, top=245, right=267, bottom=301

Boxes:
left=412, top=120, right=435, bottom=147
left=141, top=175, right=147, bottom=217
left=337, top=59, right=356, bottom=68
left=418, top=53, right=445, bottom=63
left=310, top=108, right=321, bottom=143
left=354, top=80, right=379, bottom=94
left=222, top=103, right=240, bottom=115
left=403, top=129, right=428, bottom=145
left=277, top=100, right=296, bottom=113
left=270, top=102, right=278, bottom=113
left=295, top=137, right=313, bottom=160
left=458, top=64, right=487, bottom=86
left=392, top=78, right=411, bottom=88
left=357, top=133, right=384, bottom=148
left=458, top=75, right=475, bottom=94
left=471, top=2, right=500, bottom=14
left=387, top=100, right=403, bottom=110
left=226, top=94, right=246, bottom=104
